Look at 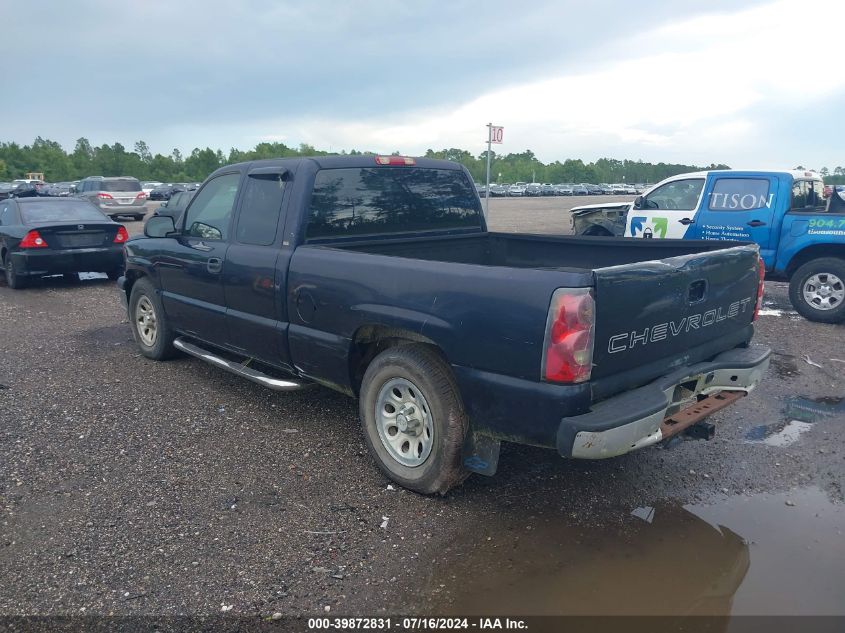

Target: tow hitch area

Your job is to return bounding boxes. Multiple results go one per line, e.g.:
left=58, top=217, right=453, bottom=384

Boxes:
left=660, top=391, right=745, bottom=441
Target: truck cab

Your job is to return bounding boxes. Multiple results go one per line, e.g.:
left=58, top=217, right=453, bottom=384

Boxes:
left=622, top=170, right=844, bottom=323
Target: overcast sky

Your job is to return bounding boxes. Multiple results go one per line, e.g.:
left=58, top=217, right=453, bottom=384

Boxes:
left=2, top=0, right=843, bottom=169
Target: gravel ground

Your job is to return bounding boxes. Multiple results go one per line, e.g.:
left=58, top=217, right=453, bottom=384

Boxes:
left=1, top=197, right=843, bottom=618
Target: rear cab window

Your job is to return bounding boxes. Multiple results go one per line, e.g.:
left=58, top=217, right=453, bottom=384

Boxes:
left=305, top=167, right=483, bottom=241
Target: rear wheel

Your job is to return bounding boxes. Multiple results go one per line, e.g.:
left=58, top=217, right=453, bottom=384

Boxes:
left=107, top=269, right=122, bottom=281
left=129, top=278, right=176, bottom=359
left=3, top=254, right=26, bottom=289
left=359, top=344, right=469, bottom=495
left=789, top=257, right=845, bottom=323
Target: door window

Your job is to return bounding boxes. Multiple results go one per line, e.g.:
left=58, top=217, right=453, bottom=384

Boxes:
left=236, top=174, right=286, bottom=245
left=708, top=178, right=772, bottom=211
left=643, top=179, right=705, bottom=210
left=183, top=173, right=241, bottom=240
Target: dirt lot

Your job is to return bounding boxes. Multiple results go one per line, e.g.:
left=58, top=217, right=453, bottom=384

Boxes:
left=1, top=197, right=844, bottom=620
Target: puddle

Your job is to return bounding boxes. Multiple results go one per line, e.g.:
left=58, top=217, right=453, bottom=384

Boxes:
left=784, top=395, right=845, bottom=422
left=422, top=488, right=844, bottom=616
left=745, top=395, right=842, bottom=444
left=749, top=420, right=814, bottom=446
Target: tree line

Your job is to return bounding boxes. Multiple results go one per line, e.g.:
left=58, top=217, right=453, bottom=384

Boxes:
left=0, top=136, right=842, bottom=186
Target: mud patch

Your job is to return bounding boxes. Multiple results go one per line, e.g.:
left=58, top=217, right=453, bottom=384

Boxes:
left=77, top=323, right=133, bottom=348
left=770, top=353, right=800, bottom=378
left=418, top=488, right=844, bottom=617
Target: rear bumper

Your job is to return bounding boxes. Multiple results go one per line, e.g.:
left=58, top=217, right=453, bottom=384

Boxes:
left=556, top=344, right=771, bottom=459
left=98, top=204, right=146, bottom=215
left=11, top=247, right=123, bottom=276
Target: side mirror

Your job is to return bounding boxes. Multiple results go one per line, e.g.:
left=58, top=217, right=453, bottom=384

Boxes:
left=144, top=215, right=176, bottom=238
left=633, top=195, right=643, bottom=209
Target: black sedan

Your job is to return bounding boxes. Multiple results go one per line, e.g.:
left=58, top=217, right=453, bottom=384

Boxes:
left=148, top=184, right=186, bottom=201
left=0, top=182, right=39, bottom=201
left=0, top=197, right=128, bottom=289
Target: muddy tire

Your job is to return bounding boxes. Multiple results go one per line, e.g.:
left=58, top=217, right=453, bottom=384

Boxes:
left=789, top=257, right=845, bottom=323
left=359, top=344, right=469, bottom=495
left=129, top=278, right=176, bottom=360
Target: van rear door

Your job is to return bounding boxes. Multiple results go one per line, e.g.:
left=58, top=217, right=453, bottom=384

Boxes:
left=686, top=174, right=781, bottom=261
left=625, top=176, right=706, bottom=239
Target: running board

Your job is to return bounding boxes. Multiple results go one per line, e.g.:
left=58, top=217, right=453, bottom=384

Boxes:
left=173, top=337, right=308, bottom=391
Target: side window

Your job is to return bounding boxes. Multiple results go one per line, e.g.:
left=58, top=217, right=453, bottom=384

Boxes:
left=0, top=204, right=10, bottom=225
left=809, top=181, right=827, bottom=212
left=183, top=173, right=241, bottom=241
left=643, top=179, right=704, bottom=211
left=791, top=180, right=811, bottom=210
left=236, top=174, right=286, bottom=245
left=708, top=178, right=773, bottom=211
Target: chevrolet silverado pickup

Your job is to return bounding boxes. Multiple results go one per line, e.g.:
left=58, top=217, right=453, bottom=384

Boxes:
left=118, top=155, right=770, bottom=494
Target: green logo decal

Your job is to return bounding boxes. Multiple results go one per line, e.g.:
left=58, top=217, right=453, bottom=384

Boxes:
left=652, top=217, right=668, bottom=238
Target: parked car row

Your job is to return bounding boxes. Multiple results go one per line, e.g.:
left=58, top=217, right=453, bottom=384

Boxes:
left=483, top=182, right=648, bottom=197
left=146, top=181, right=201, bottom=200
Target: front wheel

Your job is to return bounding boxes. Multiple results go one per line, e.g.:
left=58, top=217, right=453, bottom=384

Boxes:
left=359, top=344, right=469, bottom=495
left=129, top=278, right=176, bottom=359
left=789, top=257, right=845, bottom=323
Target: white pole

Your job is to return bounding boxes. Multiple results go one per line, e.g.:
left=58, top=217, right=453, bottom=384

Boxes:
left=485, top=123, right=492, bottom=220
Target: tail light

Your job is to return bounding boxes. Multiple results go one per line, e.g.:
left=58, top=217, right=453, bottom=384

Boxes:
left=19, top=230, right=48, bottom=248
left=135, top=192, right=146, bottom=200
left=97, top=193, right=113, bottom=200
left=752, top=255, right=765, bottom=321
left=113, top=226, right=129, bottom=243
left=542, top=288, right=595, bottom=383
left=375, top=155, right=416, bottom=166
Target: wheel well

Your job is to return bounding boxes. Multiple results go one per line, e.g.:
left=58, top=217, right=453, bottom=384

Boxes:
left=785, top=245, right=845, bottom=278
left=122, top=269, right=147, bottom=300
left=583, top=225, right=613, bottom=237
left=349, top=325, right=445, bottom=396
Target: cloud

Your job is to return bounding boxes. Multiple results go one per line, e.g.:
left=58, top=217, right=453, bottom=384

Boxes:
left=257, top=0, right=845, bottom=166
left=1, top=0, right=842, bottom=168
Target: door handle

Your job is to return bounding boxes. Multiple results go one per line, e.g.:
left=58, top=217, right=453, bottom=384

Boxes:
left=206, top=257, right=223, bottom=274
left=190, top=241, right=213, bottom=252
left=747, top=220, right=767, bottom=227
left=678, top=217, right=695, bottom=225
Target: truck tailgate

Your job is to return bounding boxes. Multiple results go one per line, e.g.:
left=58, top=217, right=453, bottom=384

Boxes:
left=590, top=243, right=760, bottom=395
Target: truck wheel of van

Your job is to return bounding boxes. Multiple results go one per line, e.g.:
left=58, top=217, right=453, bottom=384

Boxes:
left=359, top=344, right=469, bottom=495
left=788, top=257, right=845, bottom=323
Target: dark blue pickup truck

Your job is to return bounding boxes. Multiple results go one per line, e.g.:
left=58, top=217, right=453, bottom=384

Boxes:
left=119, top=155, right=770, bottom=494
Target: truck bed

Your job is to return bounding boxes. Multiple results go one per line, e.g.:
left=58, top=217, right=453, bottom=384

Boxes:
left=335, top=231, right=750, bottom=270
